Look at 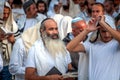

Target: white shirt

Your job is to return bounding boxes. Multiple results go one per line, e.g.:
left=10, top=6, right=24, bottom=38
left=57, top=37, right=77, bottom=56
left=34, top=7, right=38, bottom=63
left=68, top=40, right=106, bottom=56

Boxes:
left=9, top=38, right=27, bottom=80
left=78, top=52, right=89, bottom=80
left=83, top=39, right=120, bottom=80
left=26, top=39, right=71, bottom=76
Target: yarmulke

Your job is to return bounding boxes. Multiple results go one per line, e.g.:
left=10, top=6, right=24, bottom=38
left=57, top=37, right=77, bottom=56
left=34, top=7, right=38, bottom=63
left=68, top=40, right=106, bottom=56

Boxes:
left=23, top=0, right=34, bottom=12
left=72, top=17, right=83, bottom=23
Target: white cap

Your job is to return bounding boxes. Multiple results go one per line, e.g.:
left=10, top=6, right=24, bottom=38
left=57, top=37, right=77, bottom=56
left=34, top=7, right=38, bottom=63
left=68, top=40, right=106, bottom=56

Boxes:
left=72, top=17, right=83, bottom=23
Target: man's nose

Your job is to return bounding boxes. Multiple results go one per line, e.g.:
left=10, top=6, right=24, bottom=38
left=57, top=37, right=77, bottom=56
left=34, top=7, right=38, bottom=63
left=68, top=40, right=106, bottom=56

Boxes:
left=4, top=14, right=9, bottom=18
left=93, top=12, right=98, bottom=18
left=105, top=32, right=109, bottom=36
left=53, top=29, right=58, bottom=34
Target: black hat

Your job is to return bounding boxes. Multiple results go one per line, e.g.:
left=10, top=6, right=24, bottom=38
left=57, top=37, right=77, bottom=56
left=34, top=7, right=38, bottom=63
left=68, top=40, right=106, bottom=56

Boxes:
left=23, top=0, right=34, bottom=12
left=12, top=0, right=23, bottom=5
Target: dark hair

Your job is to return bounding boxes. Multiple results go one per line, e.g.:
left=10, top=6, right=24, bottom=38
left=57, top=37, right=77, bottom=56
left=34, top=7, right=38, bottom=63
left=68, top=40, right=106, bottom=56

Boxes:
left=104, top=0, right=114, bottom=7
left=92, top=2, right=105, bottom=12
left=36, top=0, right=47, bottom=13
left=12, top=0, right=23, bottom=5
left=40, top=18, right=54, bottom=31
left=23, top=0, right=34, bottom=13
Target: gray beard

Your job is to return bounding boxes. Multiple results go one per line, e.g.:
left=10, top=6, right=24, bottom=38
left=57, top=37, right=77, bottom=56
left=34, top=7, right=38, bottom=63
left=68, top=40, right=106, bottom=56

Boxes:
left=42, top=32, right=66, bottom=58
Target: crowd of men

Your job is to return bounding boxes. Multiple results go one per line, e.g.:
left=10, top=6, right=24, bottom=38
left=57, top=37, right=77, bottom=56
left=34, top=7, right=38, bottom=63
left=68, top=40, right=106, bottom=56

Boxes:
left=0, top=0, right=120, bottom=80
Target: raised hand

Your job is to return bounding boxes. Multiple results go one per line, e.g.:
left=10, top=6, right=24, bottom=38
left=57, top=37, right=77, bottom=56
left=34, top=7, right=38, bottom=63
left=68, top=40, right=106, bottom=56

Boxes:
left=98, top=15, right=105, bottom=26
left=87, top=18, right=100, bottom=32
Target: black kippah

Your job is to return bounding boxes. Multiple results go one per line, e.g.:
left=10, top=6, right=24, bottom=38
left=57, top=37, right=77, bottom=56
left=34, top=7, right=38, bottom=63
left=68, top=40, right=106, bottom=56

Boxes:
left=23, top=0, right=34, bottom=12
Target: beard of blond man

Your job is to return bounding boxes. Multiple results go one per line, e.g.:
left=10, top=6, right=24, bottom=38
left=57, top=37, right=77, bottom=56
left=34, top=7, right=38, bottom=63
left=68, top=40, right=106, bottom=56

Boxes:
left=41, top=31, right=67, bottom=58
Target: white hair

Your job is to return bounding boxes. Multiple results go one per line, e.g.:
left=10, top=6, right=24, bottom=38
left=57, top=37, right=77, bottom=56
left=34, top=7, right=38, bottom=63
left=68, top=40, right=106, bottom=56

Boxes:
left=42, top=31, right=66, bottom=58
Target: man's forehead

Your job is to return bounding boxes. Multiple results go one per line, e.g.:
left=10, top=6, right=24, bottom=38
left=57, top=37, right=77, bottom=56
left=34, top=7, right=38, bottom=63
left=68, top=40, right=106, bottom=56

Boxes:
left=72, top=20, right=86, bottom=27
left=100, top=27, right=107, bottom=31
left=44, top=19, right=56, bottom=25
left=4, top=7, right=10, bottom=14
left=4, top=7, right=10, bottom=10
left=92, top=5, right=103, bottom=10
left=44, top=19, right=57, bottom=27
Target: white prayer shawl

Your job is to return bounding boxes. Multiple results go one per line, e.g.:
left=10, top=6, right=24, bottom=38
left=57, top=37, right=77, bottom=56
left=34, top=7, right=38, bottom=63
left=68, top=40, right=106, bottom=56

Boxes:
left=51, top=14, right=64, bottom=25
left=32, top=39, right=71, bottom=76
left=59, top=16, right=72, bottom=40
left=21, top=22, right=41, bottom=53
left=48, top=0, right=58, bottom=12
left=47, top=0, right=59, bottom=17
left=4, top=2, right=18, bottom=33
left=1, top=2, right=19, bottom=63
left=60, top=0, right=80, bottom=18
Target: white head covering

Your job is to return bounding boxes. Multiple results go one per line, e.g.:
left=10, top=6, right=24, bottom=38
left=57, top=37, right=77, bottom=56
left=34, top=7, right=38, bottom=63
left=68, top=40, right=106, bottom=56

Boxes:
left=59, top=16, right=72, bottom=40
left=48, top=0, right=58, bottom=12
left=72, top=17, right=83, bottom=23
left=51, top=14, right=64, bottom=27
left=96, top=0, right=105, bottom=3
left=60, top=0, right=80, bottom=18
left=4, top=1, right=18, bottom=33
left=1, top=1, right=19, bottom=61
left=21, top=22, right=41, bottom=52
left=47, top=0, right=59, bottom=17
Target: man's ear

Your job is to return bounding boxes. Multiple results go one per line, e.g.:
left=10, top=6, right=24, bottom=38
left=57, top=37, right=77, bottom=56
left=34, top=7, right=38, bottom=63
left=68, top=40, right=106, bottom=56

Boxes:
left=40, top=29, right=43, bottom=33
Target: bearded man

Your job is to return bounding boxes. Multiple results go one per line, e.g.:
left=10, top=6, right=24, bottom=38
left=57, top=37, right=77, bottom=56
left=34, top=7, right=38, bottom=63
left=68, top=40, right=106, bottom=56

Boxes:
left=0, top=1, right=19, bottom=80
left=25, top=18, right=73, bottom=80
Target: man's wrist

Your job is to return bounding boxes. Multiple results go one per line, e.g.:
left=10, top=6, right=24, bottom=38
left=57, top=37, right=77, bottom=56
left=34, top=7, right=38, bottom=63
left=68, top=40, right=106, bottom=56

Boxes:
left=84, top=29, right=90, bottom=34
left=46, top=75, right=51, bottom=80
left=99, top=20, right=105, bottom=26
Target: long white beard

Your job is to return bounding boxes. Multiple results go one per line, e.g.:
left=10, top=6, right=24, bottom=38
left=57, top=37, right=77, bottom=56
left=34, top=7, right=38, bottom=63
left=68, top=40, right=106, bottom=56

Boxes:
left=42, top=32, right=66, bottom=58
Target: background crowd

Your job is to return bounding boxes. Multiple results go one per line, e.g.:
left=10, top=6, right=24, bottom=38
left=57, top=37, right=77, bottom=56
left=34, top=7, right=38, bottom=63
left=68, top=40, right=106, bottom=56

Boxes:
left=0, top=0, right=120, bottom=80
